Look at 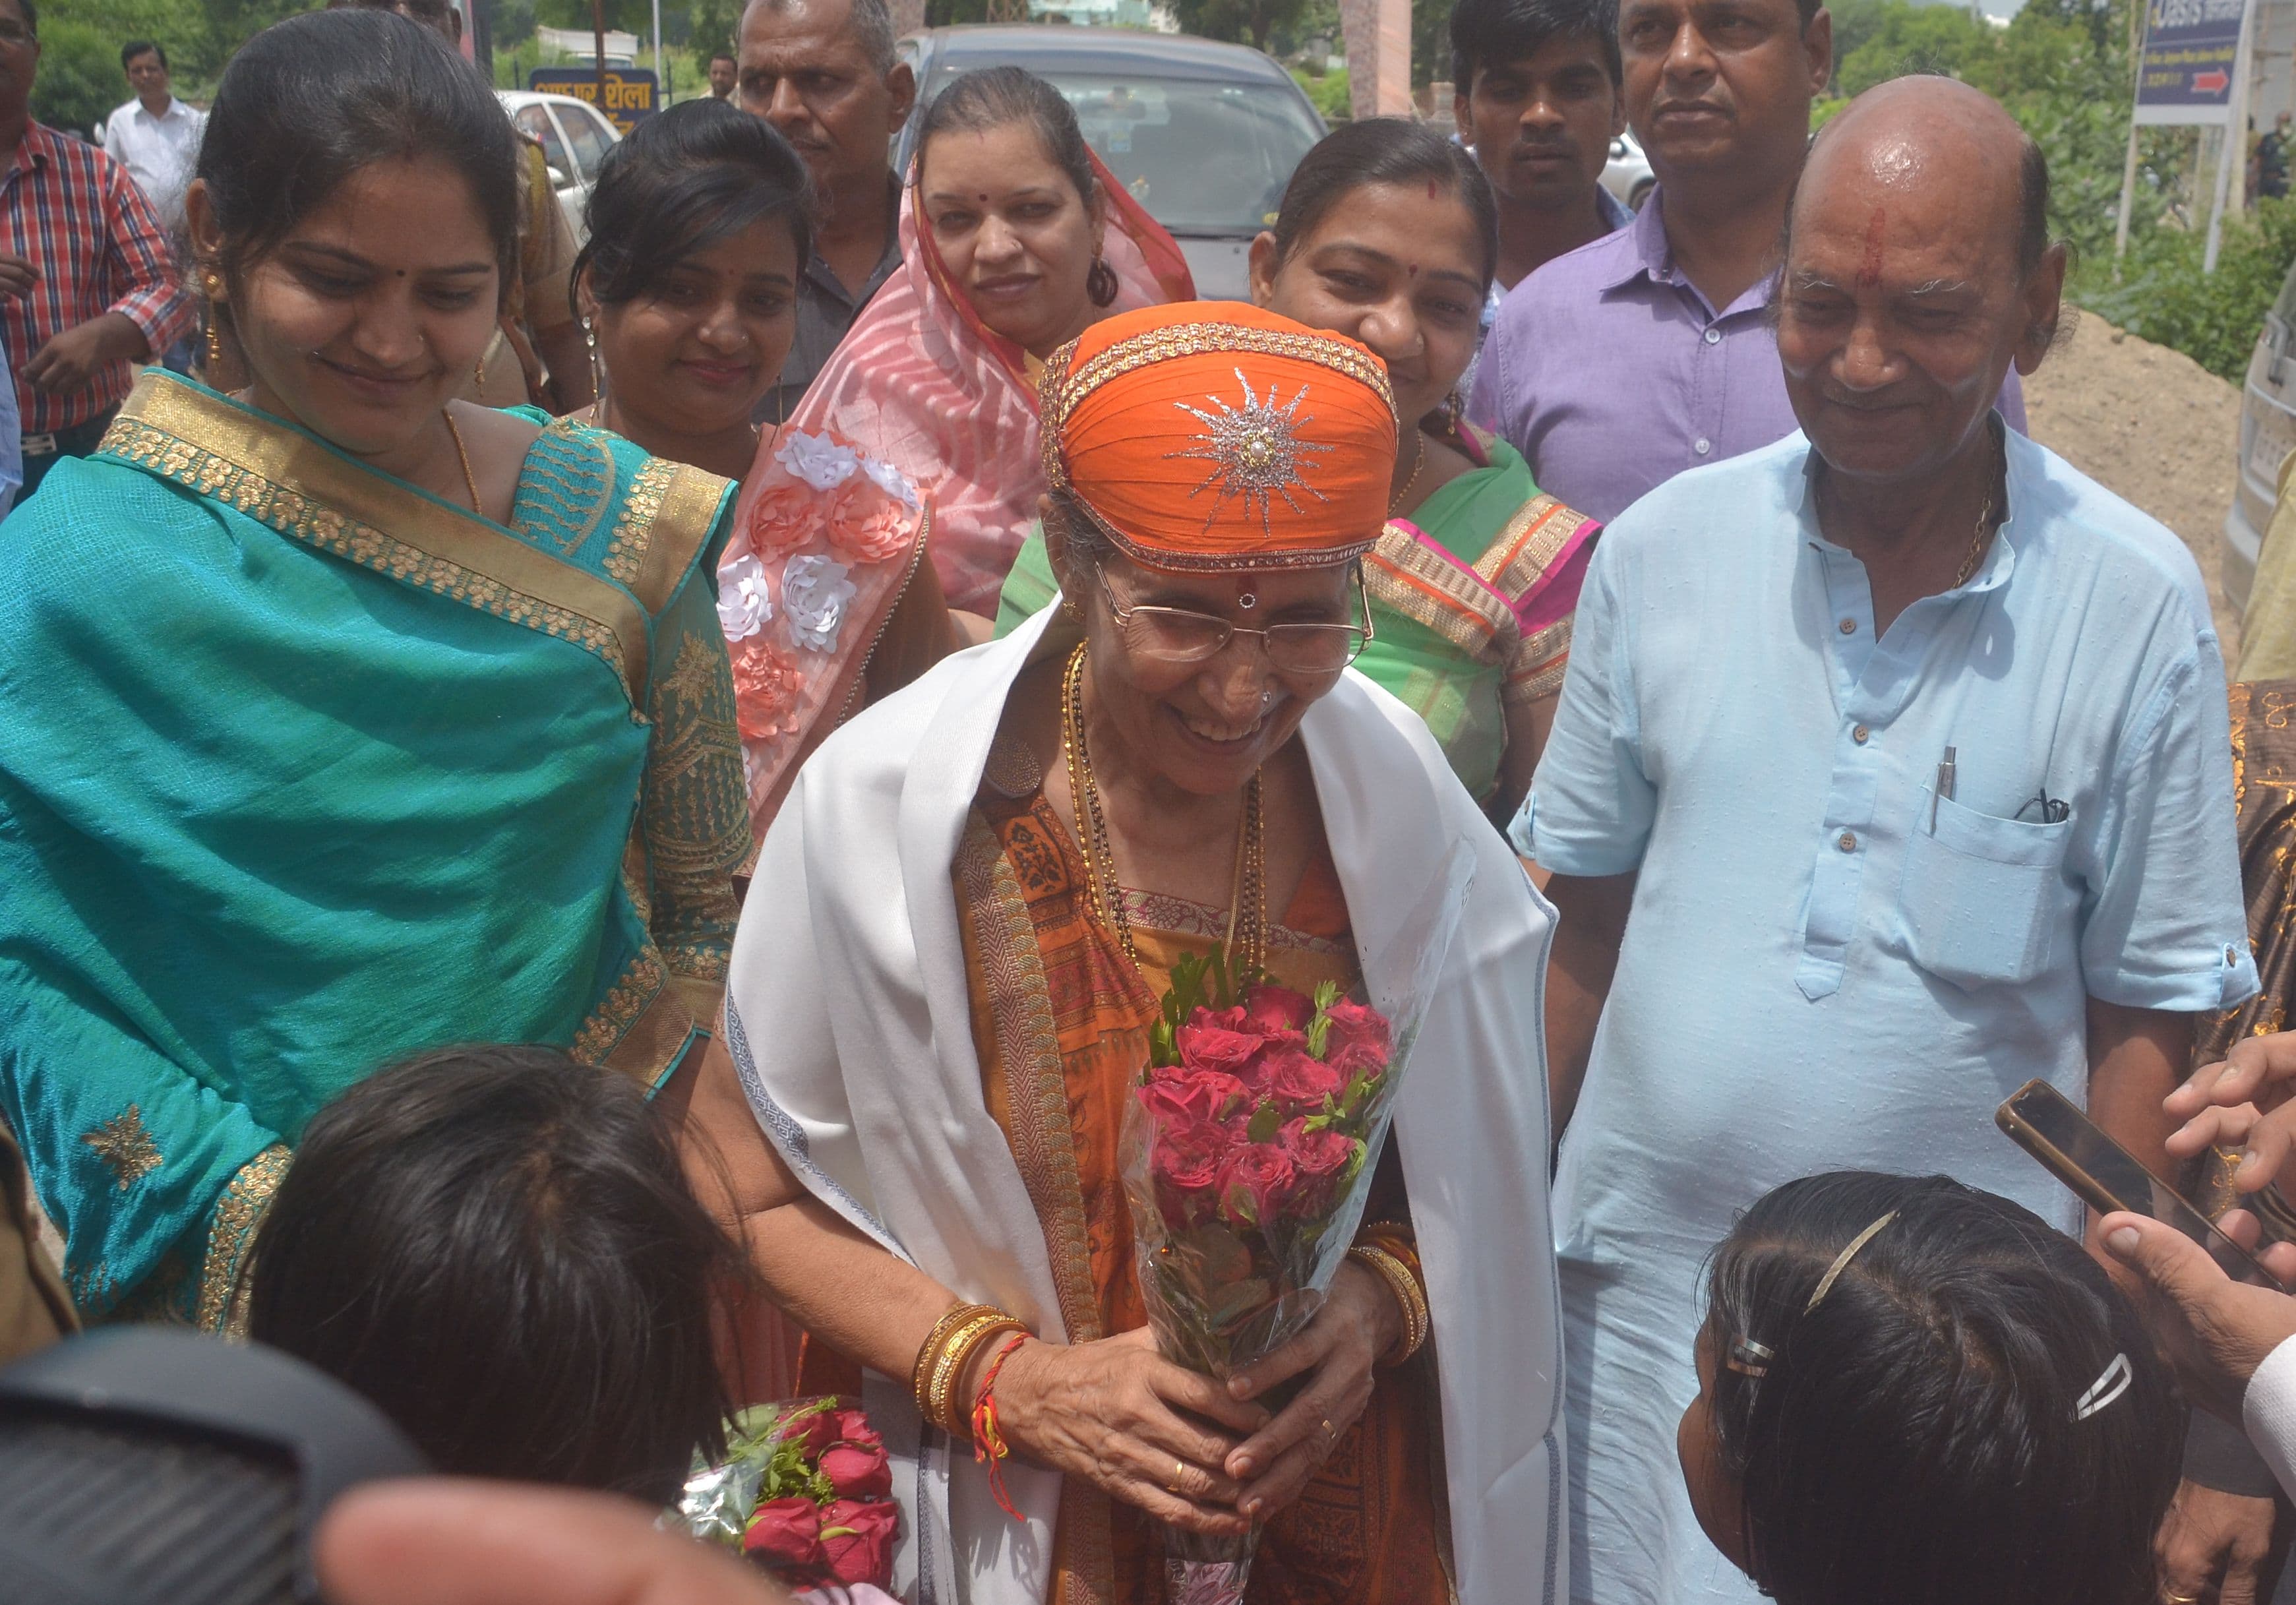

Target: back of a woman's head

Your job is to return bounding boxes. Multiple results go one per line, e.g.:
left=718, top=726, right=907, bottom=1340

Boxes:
left=915, top=66, right=1097, bottom=208
left=574, top=96, right=814, bottom=312
left=1703, top=1172, right=2181, bottom=1605
left=247, top=1045, right=735, bottom=1505
left=198, top=10, right=519, bottom=285
left=1269, top=117, right=1498, bottom=292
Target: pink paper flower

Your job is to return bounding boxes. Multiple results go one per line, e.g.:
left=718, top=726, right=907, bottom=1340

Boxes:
left=731, top=635, right=807, bottom=741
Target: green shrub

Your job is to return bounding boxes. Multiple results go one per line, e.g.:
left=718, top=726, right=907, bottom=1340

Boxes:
left=2072, top=198, right=2296, bottom=381
left=28, top=20, right=123, bottom=139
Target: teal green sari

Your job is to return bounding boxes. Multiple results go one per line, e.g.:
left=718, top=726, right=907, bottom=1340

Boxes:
left=996, top=430, right=1599, bottom=806
left=0, top=372, right=752, bottom=1325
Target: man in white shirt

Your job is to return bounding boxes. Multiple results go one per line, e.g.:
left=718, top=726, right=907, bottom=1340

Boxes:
left=101, top=40, right=201, bottom=233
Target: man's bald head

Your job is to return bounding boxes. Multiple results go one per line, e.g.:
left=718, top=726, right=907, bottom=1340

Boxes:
left=1794, top=75, right=2051, bottom=280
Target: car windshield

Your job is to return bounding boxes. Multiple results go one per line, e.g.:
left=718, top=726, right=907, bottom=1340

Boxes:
left=935, top=70, right=1322, bottom=237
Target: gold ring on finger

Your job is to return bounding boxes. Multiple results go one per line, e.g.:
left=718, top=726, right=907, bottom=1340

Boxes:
left=1321, top=1417, right=1337, bottom=1441
left=1168, top=1458, right=1186, bottom=1495
left=2163, top=1593, right=2202, bottom=1604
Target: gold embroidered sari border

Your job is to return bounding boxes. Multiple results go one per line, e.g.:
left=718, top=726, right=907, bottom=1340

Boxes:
left=1368, top=523, right=1518, bottom=663
left=1472, top=493, right=1591, bottom=599
left=196, top=1143, right=289, bottom=1335
left=629, top=461, right=736, bottom=617
left=108, top=376, right=651, bottom=712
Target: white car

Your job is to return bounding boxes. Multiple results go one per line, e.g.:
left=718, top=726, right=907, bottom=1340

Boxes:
left=496, top=90, right=620, bottom=240
left=1601, top=128, right=1655, bottom=212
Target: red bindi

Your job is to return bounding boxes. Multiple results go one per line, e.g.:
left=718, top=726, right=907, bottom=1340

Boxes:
left=1858, top=208, right=1887, bottom=290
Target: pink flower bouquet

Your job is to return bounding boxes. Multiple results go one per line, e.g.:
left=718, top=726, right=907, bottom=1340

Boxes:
left=675, top=1397, right=899, bottom=1597
left=1118, top=842, right=1474, bottom=1603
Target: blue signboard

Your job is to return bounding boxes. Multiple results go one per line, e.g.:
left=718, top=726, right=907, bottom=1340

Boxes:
left=528, top=67, right=657, bottom=133
left=2133, top=0, right=2251, bottom=125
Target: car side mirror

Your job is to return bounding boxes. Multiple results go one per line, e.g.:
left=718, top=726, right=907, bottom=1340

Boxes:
left=546, top=164, right=572, bottom=187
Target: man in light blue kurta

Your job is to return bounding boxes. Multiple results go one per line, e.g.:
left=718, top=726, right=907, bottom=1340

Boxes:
left=1517, top=78, right=2256, bottom=1605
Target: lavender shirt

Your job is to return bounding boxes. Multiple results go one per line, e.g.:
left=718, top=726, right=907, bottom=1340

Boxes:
left=1468, top=189, right=2028, bottom=524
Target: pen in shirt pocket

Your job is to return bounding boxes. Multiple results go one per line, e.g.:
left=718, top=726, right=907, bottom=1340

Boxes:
left=1932, top=746, right=1956, bottom=831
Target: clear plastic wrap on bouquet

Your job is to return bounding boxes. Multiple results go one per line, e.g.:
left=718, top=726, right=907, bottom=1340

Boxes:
left=672, top=1396, right=899, bottom=1596
left=1116, top=840, right=1476, bottom=1601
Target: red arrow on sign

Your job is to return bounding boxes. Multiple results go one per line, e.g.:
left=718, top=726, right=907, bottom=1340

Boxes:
left=2194, top=68, right=2230, bottom=92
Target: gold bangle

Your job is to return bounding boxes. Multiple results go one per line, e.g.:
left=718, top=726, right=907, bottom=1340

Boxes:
left=924, top=1311, right=1004, bottom=1430
left=928, top=1312, right=1023, bottom=1436
left=1348, top=1246, right=1430, bottom=1364
left=935, top=1315, right=1028, bottom=1438
left=912, top=1301, right=1000, bottom=1422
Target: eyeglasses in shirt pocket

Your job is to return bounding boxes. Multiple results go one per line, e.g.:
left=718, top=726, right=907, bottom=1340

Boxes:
left=1900, top=787, right=2074, bottom=991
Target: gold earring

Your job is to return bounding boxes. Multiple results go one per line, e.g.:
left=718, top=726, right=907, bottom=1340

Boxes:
left=584, top=316, right=603, bottom=406
left=200, top=269, right=224, bottom=375
left=474, top=351, right=487, bottom=392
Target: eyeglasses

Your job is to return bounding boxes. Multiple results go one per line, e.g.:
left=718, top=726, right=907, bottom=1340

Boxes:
left=0, top=21, right=32, bottom=45
left=1095, top=565, right=1374, bottom=676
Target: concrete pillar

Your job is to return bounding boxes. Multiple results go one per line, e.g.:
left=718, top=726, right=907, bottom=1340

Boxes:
left=1338, top=0, right=1410, bottom=118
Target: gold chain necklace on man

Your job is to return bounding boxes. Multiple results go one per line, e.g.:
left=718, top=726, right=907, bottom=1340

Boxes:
left=1387, top=427, right=1427, bottom=518
left=1060, top=643, right=1266, bottom=977
left=1952, top=427, right=2008, bottom=588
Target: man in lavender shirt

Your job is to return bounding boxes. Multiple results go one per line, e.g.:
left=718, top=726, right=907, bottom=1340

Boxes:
left=1469, top=0, right=2023, bottom=523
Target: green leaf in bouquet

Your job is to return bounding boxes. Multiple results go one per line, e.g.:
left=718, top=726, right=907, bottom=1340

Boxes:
left=1304, top=980, right=1341, bottom=1058
left=1149, top=1016, right=1177, bottom=1070
left=1245, top=1100, right=1281, bottom=1145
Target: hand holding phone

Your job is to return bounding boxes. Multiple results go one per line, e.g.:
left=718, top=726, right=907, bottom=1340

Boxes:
left=1997, top=1079, right=2283, bottom=1289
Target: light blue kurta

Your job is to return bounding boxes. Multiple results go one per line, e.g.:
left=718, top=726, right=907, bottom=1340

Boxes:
left=1516, top=423, right=2256, bottom=1605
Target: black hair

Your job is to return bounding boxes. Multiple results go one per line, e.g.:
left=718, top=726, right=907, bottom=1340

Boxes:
left=710, top=50, right=737, bottom=65
left=120, top=38, right=165, bottom=70
left=196, top=11, right=520, bottom=297
left=1269, top=117, right=1500, bottom=293
left=916, top=65, right=1099, bottom=222
left=246, top=1044, right=740, bottom=1507
left=1451, top=0, right=1620, bottom=92
left=572, top=96, right=813, bottom=317
left=1700, top=1172, right=2181, bottom=1605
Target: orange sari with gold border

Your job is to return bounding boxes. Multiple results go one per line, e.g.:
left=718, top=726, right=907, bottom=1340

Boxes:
left=939, top=737, right=1452, bottom=1605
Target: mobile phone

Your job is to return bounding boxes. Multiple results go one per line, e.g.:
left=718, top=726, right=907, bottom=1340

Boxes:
left=1997, top=1078, right=2282, bottom=1288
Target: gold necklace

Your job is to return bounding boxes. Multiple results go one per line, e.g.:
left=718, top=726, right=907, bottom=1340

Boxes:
left=1387, top=428, right=1428, bottom=517
left=1952, top=429, right=2007, bottom=588
left=442, top=408, right=482, bottom=515
left=1060, top=643, right=1266, bottom=977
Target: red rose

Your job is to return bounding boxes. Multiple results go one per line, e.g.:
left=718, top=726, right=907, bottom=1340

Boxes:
left=742, top=1496, right=825, bottom=1570
left=1281, top=1117, right=1360, bottom=1216
left=1255, top=1045, right=1344, bottom=1116
left=1139, top=1066, right=1251, bottom=1130
left=830, top=1407, right=881, bottom=1450
left=821, top=1439, right=893, bottom=1499
left=1215, top=1142, right=1298, bottom=1228
left=1323, top=999, right=1393, bottom=1078
left=820, top=1498, right=899, bottom=1590
left=1174, top=1015, right=1267, bottom=1079
left=781, top=1403, right=840, bottom=1459
left=1241, top=984, right=1314, bottom=1033
left=1147, top=1109, right=1235, bottom=1226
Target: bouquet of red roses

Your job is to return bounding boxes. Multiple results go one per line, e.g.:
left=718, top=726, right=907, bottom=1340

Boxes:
left=675, top=1397, right=899, bottom=1600
left=1118, top=845, right=1475, bottom=1604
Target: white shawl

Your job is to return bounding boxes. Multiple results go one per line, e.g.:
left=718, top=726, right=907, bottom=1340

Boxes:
left=723, top=606, right=1565, bottom=1605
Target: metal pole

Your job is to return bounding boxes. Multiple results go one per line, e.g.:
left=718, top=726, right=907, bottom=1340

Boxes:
left=2231, top=1, right=2258, bottom=216
left=593, top=0, right=607, bottom=103
left=651, top=0, right=663, bottom=92
left=2206, top=0, right=2259, bottom=269
left=2115, top=119, right=2142, bottom=257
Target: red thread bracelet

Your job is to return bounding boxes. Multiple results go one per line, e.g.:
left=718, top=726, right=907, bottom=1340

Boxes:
left=969, top=1333, right=1031, bottom=1523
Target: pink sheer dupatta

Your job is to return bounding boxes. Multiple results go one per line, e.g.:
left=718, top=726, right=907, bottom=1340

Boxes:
left=720, top=152, right=1193, bottom=832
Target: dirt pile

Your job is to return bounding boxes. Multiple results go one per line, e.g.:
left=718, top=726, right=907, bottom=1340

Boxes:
left=2024, top=311, right=2245, bottom=661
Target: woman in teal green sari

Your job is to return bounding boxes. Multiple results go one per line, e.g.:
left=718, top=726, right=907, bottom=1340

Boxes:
left=0, top=11, right=750, bottom=1327
left=998, top=119, right=1597, bottom=820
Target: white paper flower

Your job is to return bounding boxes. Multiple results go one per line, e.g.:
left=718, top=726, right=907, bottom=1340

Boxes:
left=860, top=454, right=921, bottom=510
left=717, top=552, right=775, bottom=640
left=775, top=430, right=859, bottom=492
left=781, top=555, right=858, bottom=653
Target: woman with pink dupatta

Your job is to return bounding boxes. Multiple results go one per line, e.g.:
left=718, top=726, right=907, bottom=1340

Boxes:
left=717, top=66, right=1193, bottom=829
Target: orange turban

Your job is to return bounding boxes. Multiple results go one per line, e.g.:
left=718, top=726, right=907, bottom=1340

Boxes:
left=1039, top=301, right=1397, bottom=571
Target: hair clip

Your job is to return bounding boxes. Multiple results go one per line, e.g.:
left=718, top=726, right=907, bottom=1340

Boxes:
left=1724, top=1337, right=1774, bottom=1379
left=1805, top=1210, right=1898, bottom=1314
left=2075, top=1352, right=2132, bottom=1421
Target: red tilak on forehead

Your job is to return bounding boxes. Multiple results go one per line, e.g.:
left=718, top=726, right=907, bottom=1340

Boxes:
left=1858, top=208, right=1887, bottom=289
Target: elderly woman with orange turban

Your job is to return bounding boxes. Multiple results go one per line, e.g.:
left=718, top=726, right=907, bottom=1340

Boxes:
left=677, top=304, right=1564, bottom=1605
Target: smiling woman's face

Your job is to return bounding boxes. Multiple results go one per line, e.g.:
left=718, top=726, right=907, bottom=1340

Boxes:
left=920, top=121, right=1103, bottom=359
left=588, top=215, right=800, bottom=442
left=216, top=154, right=501, bottom=463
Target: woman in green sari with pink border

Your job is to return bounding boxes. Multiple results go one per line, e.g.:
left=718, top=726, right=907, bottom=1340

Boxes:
left=0, top=13, right=750, bottom=1327
left=998, top=119, right=1597, bottom=819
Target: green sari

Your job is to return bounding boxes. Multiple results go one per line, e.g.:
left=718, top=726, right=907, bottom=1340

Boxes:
left=995, top=430, right=1598, bottom=805
left=0, top=372, right=752, bottom=1326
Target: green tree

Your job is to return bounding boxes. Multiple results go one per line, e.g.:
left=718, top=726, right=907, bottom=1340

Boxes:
left=1834, top=4, right=1998, bottom=98
left=1169, top=0, right=1308, bottom=53
left=28, top=18, right=121, bottom=136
